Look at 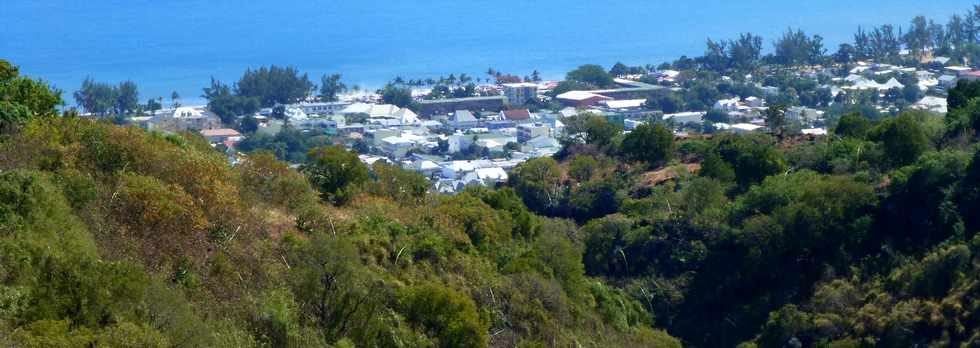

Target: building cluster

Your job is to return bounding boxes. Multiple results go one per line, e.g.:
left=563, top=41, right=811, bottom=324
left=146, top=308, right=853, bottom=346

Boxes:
left=127, top=52, right=971, bottom=194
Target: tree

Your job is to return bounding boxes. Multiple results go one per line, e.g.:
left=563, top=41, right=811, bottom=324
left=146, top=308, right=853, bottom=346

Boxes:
left=705, top=109, right=730, bottom=123
left=319, top=74, right=347, bottom=102
left=301, top=145, right=369, bottom=205
left=701, top=38, right=731, bottom=73
left=773, top=29, right=824, bottom=66
left=566, top=64, right=615, bottom=88
left=729, top=33, right=764, bottom=71
left=764, top=104, right=788, bottom=141
left=115, top=80, right=139, bottom=115
left=1, top=60, right=62, bottom=120
left=869, top=25, right=900, bottom=59
left=510, top=157, right=564, bottom=215
left=583, top=115, right=622, bottom=148
left=610, top=62, right=630, bottom=77
left=582, top=214, right=634, bottom=276
left=74, top=77, right=116, bottom=116
left=0, top=101, right=31, bottom=131
left=948, top=79, right=980, bottom=110
left=371, top=162, right=429, bottom=204
left=203, top=78, right=261, bottom=125
left=399, top=283, right=489, bottom=348
left=902, top=83, right=922, bottom=104
left=644, top=93, right=684, bottom=114
left=833, top=43, right=856, bottom=64
left=170, top=91, right=180, bottom=109
left=146, top=98, right=162, bottom=114
left=833, top=112, right=871, bottom=139
left=621, top=123, right=675, bottom=167
left=956, top=149, right=980, bottom=231
left=870, top=113, right=929, bottom=167
left=569, top=155, right=600, bottom=182
left=715, top=134, right=787, bottom=187
left=380, top=84, right=413, bottom=108
left=238, top=115, right=259, bottom=134
left=236, top=65, right=314, bottom=107
left=904, top=16, right=931, bottom=57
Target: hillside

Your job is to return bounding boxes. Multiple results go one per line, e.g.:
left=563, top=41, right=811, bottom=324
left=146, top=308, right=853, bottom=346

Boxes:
left=0, top=60, right=678, bottom=347
left=5, top=52, right=980, bottom=347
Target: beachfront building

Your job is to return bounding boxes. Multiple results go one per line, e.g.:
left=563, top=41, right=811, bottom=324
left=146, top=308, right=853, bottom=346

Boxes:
left=289, top=101, right=351, bottom=115
left=151, top=106, right=221, bottom=131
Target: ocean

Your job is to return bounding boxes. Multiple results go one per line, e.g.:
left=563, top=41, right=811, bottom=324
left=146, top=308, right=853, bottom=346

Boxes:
left=2, top=0, right=973, bottom=106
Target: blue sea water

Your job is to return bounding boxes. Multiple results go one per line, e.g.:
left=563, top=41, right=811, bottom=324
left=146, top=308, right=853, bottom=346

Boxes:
left=1, top=0, right=974, bottom=105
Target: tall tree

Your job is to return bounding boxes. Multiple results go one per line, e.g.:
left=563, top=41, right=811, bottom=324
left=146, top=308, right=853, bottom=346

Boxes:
left=380, top=84, right=413, bottom=108
left=764, top=104, right=788, bottom=142
left=236, top=65, right=314, bottom=107
left=115, top=80, right=139, bottom=115
left=170, top=91, right=180, bottom=109
left=702, top=39, right=730, bottom=72
left=319, top=74, right=347, bottom=102
left=774, top=29, right=824, bottom=66
left=869, top=25, right=900, bottom=59
left=904, top=16, right=931, bottom=57
left=566, top=64, right=615, bottom=88
left=729, top=33, right=764, bottom=71
left=302, top=145, right=369, bottom=206
left=621, top=123, right=675, bottom=168
left=74, top=77, right=116, bottom=116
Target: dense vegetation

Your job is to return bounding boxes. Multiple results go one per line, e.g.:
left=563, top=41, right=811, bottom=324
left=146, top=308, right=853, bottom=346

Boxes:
left=502, top=78, right=980, bottom=346
left=0, top=60, right=680, bottom=347
left=8, top=6, right=980, bottom=347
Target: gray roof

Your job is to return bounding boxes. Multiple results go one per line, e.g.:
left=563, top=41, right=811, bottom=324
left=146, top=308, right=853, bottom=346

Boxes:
left=453, top=110, right=477, bottom=122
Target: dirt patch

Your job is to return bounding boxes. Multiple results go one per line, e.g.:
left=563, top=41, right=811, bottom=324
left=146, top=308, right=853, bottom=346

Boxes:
left=637, top=163, right=702, bottom=187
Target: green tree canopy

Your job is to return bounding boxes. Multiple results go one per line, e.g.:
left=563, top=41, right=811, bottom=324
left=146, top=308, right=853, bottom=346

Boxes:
left=621, top=123, right=675, bottom=167
left=302, top=145, right=370, bottom=205
left=236, top=65, right=314, bottom=107
left=566, top=64, right=615, bottom=88
left=319, top=73, right=347, bottom=102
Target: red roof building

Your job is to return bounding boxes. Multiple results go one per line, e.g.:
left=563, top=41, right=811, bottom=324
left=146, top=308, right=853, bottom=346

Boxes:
left=501, top=109, right=532, bottom=122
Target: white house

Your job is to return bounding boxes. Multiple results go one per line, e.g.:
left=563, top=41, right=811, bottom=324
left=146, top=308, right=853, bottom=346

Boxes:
left=730, top=123, right=764, bottom=134
left=913, top=96, right=948, bottom=114
left=663, top=111, right=705, bottom=125
left=713, top=98, right=741, bottom=112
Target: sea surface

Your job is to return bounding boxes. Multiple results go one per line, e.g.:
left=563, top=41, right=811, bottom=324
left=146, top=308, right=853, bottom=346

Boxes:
left=2, top=0, right=974, bottom=105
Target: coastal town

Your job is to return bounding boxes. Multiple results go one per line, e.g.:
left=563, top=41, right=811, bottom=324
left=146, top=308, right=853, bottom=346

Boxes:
left=117, top=46, right=963, bottom=193
left=13, top=2, right=980, bottom=347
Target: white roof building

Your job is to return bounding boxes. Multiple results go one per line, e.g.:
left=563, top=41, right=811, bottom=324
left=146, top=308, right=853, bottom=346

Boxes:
left=731, top=123, right=764, bottom=133
left=341, top=103, right=373, bottom=114
left=172, top=106, right=205, bottom=118
left=556, top=91, right=608, bottom=101
left=713, top=98, right=741, bottom=111
left=913, top=96, right=948, bottom=114
left=801, top=128, right=828, bottom=136
left=663, top=111, right=705, bottom=125
left=602, top=99, right=646, bottom=109
left=878, top=78, right=904, bottom=90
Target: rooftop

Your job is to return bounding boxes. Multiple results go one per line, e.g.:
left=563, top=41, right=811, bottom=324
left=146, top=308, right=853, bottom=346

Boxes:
left=502, top=109, right=531, bottom=121
left=200, top=128, right=241, bottom=137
